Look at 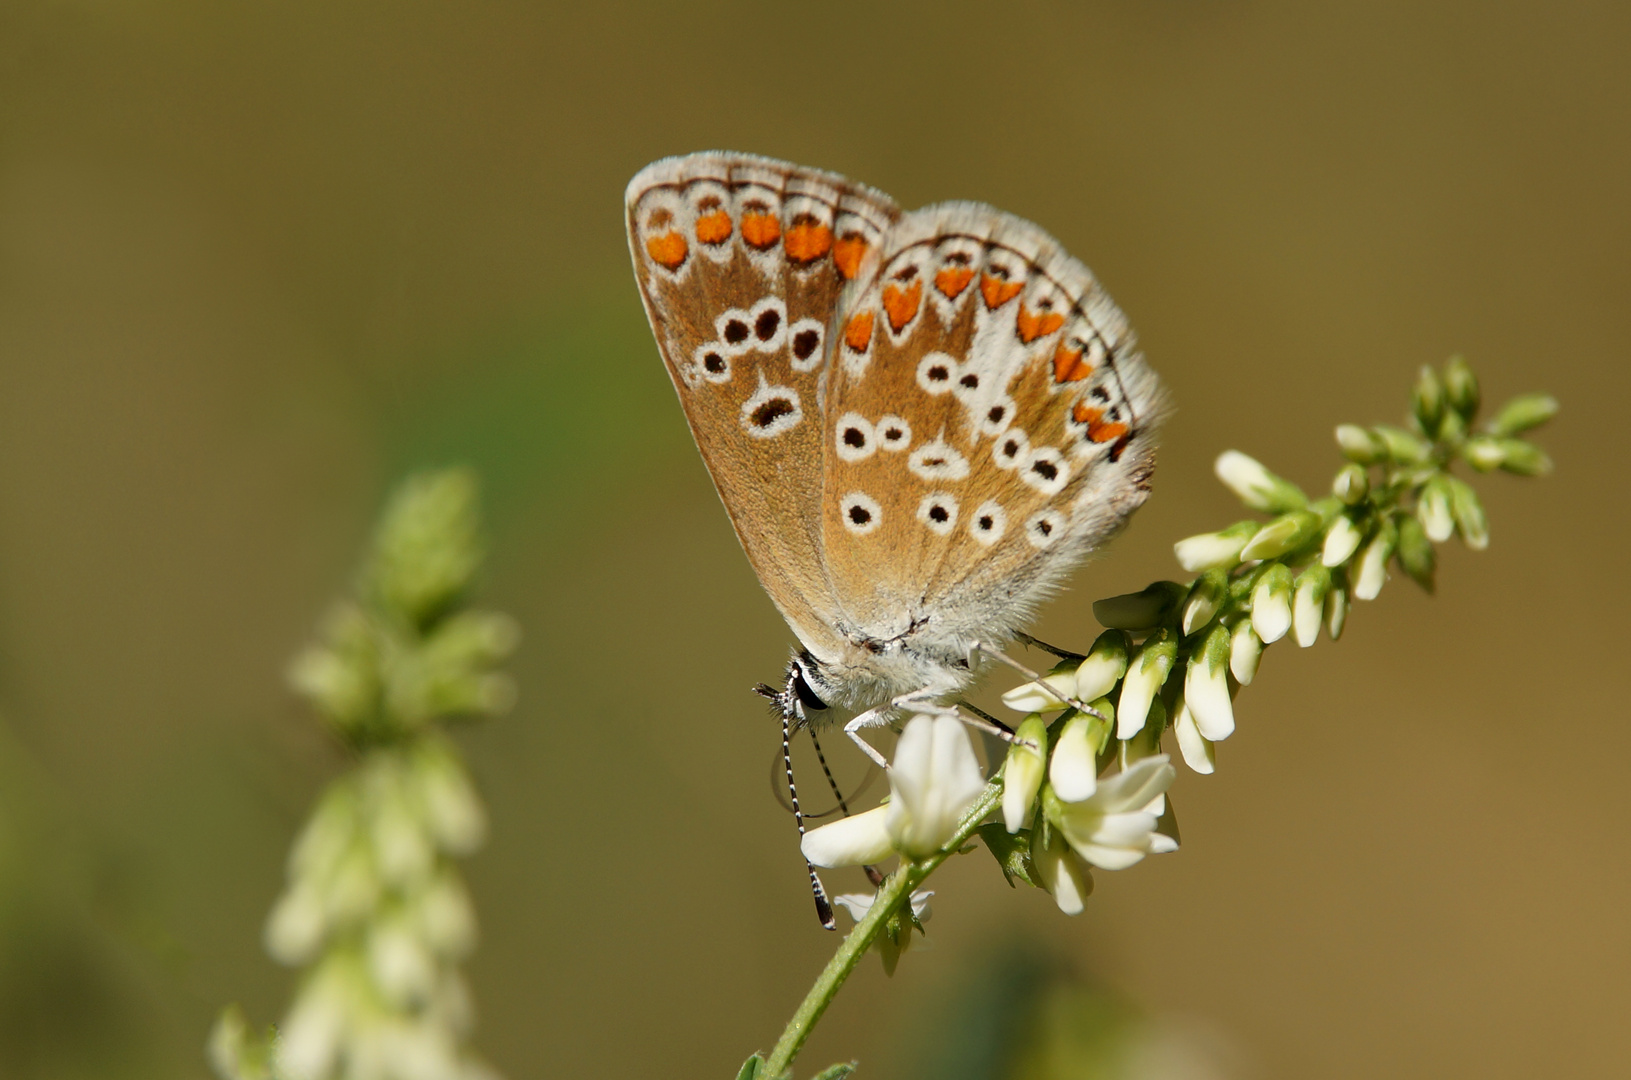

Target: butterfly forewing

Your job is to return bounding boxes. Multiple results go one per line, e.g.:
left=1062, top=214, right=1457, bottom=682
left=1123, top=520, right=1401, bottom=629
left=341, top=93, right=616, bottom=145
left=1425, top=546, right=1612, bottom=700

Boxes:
left=818, top=203, right=1166, bottom=651
left=626, top=153, right=900, bottom=657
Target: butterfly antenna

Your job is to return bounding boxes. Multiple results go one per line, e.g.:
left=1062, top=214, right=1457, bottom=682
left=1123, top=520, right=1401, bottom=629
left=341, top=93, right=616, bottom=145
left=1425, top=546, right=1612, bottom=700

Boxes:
left=808, top=727, right=886, bottom=888
left=759, top=676, right=837, bottom=930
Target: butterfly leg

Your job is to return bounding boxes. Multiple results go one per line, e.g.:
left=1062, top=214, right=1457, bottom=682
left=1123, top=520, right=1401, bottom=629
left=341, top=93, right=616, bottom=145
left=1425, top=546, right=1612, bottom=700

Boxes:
left=842, top=706, right=896, bottom=771
left=970, top=640, right=1110, bottom=722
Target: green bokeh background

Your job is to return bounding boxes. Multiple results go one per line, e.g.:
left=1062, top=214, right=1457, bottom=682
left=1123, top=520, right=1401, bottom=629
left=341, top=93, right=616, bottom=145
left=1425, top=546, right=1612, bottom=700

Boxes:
left=0, top=2, right=1626, bottom=1077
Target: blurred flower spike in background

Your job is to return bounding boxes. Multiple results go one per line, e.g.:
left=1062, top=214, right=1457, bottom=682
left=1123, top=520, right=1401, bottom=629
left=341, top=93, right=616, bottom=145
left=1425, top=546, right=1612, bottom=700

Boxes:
left=211, top=470, right=517, bottom=1080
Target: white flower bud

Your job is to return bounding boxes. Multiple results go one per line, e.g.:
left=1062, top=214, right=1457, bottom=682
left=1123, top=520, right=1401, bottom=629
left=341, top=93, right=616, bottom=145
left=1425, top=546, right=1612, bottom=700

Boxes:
left=1049, top=715, right=1100, bottom=803
left=275, top=959, right=355, bottom=1080
left=801, top=804, right=893, bottom=868
left=1293, top=565, right=1331, bottom=648
left=1335, top=424, right=1385, bottom=464
left=1240, top=510, right=1322, bottom=561
left=1215, top=450, right=1306, bottom=512
left=413, top=744, right=487, bottom=856
left=368, top=913, right=437, bottom=1008
left=1183, top=626, right=1235, bottom=741
left=1030, top=825, right=1094, bottom=916
left=1325, top=584, right=1350, bottom=640
left=1461, top=435, right=1506, bottom=471
left=1172, top=697, right=1216, bottom=775
left=884, top=714, right=986, bottom=859
left=1322, top=514, right=1364, bottom=567
left=1180, top=569, right=1226, bottom=636
left=1332, top=463, right=1369, bottom=504
left=1002, top=715, right=1048, bottom=832
left=1418, top=478, right=1455, bottom=542
left=1173, top=520, right=1258, bottom=572
left=1229, top=621, right=1262, bottom=685
left=1354, top=522, right=1396, bottom=600
left=1250, top=564, right=1293, bottom=644
left=265, top=882, right=328, bottom=966
left=1093, top=581, right=1186, bottom=630
left=1116, top=629, right=1177, bottom=739
left=416, top=872, right=477, bottom=960
left=1000, top=666, right=1078, bottom=713
left=371, top=778, right=434, bottom=889
left=1073, top=630, right=1129, bottom=702
left=1447, top=476, right=1489, bottom=551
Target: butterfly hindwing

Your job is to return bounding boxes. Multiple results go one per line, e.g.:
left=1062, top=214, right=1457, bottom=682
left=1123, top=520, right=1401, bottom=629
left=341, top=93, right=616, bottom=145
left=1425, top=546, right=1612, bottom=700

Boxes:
left=818, top=203, right=1166, bottom=652
left=626, top=153, right=900, bottom=657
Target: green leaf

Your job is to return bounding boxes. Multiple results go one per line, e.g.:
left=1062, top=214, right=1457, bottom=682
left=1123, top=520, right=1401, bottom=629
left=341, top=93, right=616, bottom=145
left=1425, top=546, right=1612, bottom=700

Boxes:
left=736, top=1053, right=766, bottom=1080
left=809, top=1063, right=858, bottom=1080
left=978, top=822, right=1039, bottom=888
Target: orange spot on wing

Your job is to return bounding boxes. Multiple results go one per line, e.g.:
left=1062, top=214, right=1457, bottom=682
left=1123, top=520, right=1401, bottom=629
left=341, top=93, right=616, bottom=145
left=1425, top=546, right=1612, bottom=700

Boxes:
left=741, top=212, right=781, bottom=250
left=980, top=273, right=1023, bottom=309
left=784, top=221, right=833, bottom=264
left=834, top=234, right=869, bottom=279
left=882, top=280, right=923, bottom=332
left=646, top=231, right=688, bottom=270
left=844, top=311, right=875, bottom=352
left=1073, top=403, right=1128, bottom=443
left=934, top=266, right=974, bottom=298
left=695, top=210, right=732, bottom=245
left=1053, top=342, right=1095, bottom=382
left=1016, top=304, right=1066, bottom=343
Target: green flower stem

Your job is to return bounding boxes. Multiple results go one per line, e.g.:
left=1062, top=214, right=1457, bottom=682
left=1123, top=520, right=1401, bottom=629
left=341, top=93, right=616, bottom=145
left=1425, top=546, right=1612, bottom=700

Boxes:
left=763, top=781, right=1004, bottom=1079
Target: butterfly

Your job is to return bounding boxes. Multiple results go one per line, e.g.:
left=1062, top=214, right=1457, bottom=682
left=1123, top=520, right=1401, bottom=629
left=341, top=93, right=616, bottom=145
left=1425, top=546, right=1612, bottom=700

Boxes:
left=625, top=152, right=1165, bottom=921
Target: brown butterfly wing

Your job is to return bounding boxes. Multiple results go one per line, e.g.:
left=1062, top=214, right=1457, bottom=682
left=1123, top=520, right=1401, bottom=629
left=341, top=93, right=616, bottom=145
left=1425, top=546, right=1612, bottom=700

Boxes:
left=626, top=152, right=901, bottom=657
left=818, top=203, right=1166, bottom=653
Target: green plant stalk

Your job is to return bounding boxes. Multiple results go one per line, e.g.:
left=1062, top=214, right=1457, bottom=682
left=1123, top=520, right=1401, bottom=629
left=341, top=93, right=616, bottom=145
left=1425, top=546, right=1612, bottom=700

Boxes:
left=763, top=781, right=1005, bottom=1078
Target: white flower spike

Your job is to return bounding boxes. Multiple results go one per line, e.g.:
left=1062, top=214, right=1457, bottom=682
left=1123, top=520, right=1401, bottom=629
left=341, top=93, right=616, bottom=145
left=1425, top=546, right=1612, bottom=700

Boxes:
left=884, top=714, right=986, bottom=859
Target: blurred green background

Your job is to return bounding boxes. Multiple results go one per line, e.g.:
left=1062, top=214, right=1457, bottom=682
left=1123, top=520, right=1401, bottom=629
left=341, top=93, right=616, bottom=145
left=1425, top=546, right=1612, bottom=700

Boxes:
left=0, top=1, right=1626, bottom=1077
